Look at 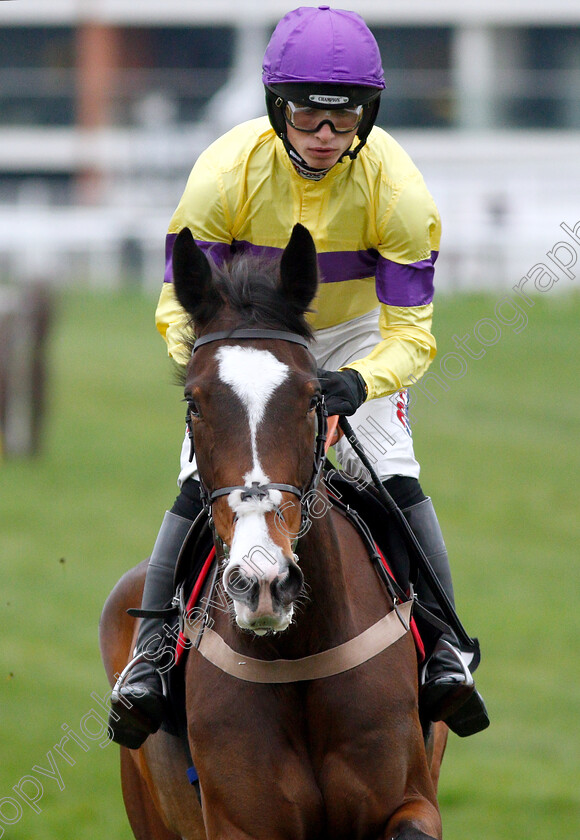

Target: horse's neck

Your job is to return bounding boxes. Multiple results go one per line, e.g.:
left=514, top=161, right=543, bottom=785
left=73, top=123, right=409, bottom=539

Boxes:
left=296, top=507, right=394, bottom=650
left=296, top=514, right=358, bottom=639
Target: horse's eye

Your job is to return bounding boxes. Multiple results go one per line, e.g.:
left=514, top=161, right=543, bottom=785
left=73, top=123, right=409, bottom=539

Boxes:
left=308, top=394, right=320, bottom=414
left=185, top=397, right=201, bottom=419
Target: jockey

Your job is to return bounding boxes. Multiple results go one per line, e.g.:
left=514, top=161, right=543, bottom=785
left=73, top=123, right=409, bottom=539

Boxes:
left=109, top=5, right=488, bottom=748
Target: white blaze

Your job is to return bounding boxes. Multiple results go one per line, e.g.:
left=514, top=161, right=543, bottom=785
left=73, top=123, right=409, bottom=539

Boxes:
left=216, top=345, right=290, bottom=590
left=216, top=345, right=289, bottom=490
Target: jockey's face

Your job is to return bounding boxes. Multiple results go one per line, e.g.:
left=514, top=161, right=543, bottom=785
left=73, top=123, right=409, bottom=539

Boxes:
left=285, top=121, right=357, bottom=171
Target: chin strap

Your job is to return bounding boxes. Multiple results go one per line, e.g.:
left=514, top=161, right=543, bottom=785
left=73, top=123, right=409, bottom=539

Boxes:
left=281, top=133, right=368, bottom=182
left=283, top=138, right=332, bottom=180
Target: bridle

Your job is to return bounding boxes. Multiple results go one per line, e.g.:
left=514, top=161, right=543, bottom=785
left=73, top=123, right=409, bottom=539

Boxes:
left=188, top=327, right=328, bottom=534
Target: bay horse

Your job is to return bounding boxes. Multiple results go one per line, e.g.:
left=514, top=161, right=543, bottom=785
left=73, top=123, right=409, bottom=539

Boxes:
left=100, top=224, right=448, bottom=840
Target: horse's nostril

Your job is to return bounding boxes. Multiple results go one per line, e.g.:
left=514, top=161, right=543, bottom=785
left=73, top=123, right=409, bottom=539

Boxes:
left=224, top=566, right=258, bottom=606
left=272, top=561, right=304, bottom=607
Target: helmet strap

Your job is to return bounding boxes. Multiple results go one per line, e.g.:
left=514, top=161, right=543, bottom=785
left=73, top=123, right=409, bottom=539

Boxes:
left=281, top=135, right=334, bottom=181
left=339, top=137, right=367, bottom=162
left=282, top=134, right=369, bottom=180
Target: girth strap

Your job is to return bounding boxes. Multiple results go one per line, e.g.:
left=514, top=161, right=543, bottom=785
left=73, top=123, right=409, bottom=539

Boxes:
left=185, top=600, right=412, bottom=683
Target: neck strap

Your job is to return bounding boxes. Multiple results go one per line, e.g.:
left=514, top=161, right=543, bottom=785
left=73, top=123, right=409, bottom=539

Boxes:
left=187, top=600, right=412, bottom=683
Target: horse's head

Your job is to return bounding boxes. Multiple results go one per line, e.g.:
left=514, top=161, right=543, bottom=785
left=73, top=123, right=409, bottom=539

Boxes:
left=172, top=224, right=322, bottom=635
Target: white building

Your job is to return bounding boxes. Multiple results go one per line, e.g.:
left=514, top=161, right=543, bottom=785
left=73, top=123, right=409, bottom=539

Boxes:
left=0, top=0, right=579, bottom=290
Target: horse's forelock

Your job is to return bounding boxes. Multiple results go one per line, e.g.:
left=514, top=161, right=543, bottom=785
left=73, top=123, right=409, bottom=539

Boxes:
left=213, top=254, right=313, bottom=337
left=179, top=252, right=314, bottom=359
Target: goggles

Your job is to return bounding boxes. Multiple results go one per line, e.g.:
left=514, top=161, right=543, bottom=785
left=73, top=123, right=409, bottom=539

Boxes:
left=284, top=101, right=363, bottom=134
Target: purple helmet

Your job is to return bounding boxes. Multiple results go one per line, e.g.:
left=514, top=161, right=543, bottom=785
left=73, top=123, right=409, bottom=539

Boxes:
left=262, top=6, right=385, bottom=167
left=263, top=5, right=385, bottom=92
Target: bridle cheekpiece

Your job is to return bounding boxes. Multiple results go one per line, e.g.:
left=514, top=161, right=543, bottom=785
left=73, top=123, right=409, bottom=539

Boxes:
left=189, top=327, right=328, bottom=537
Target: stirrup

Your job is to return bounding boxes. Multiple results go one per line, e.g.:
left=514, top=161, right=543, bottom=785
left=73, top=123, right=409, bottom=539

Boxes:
left=421, top=638, right=474, bottom=688
left=111, top=651, right=168, bottom=705
left=420, top=640, right=489, bottom=736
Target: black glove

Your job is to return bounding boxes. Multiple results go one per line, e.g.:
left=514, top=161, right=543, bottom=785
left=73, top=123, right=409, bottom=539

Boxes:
left=317, top=368, right=367, bottom=416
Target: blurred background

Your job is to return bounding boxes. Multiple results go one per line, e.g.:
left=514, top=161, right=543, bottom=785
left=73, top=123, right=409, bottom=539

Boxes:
left=0, top=2, right=579, bottom=838
left=2, top=0, right=580, bottom=458
left=0, top=0, right=579, bottom=294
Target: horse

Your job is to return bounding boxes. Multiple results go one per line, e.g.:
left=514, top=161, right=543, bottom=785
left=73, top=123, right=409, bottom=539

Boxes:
left=100, top=223, right=448, bottom=840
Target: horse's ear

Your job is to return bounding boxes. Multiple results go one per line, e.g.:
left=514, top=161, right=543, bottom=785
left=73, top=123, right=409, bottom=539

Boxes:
left=279, top=224, right=319, bottom=313
left=172, top=228, right=221, bottom=324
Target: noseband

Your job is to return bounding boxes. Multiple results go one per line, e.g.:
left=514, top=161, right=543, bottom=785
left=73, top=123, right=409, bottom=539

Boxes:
left=190, top=328, right=328, bottom=532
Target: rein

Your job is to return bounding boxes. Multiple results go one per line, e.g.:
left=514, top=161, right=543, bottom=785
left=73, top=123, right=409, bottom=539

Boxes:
left=338, top=415, right=480, bottom=658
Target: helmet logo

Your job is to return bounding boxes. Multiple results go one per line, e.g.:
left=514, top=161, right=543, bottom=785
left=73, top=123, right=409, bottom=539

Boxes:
left=309, top=94, right=350, bottom=105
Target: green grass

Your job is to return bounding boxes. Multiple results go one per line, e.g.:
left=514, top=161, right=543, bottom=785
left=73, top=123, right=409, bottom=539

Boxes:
left=0, top=290, right=183, bottom=840
left=414, top=292, right=580, bottom=837
left=1, top=288, right=579, bottom=838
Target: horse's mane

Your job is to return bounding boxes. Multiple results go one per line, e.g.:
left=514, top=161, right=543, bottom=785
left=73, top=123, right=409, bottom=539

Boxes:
left=182, top=251, right=315, bottom=356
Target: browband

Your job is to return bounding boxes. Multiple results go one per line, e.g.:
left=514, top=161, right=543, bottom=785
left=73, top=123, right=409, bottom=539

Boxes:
left=193, top=328, right=311, bottom=353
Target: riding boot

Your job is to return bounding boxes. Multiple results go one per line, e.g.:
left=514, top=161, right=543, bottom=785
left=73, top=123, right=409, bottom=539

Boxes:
left=403, top=497, right=489, bottom=737
left=108, top=511, right=192, bottom=749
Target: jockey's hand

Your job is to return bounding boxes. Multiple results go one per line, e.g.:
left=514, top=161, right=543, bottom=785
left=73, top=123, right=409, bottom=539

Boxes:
left=317, top=368, right=367, bottom=416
